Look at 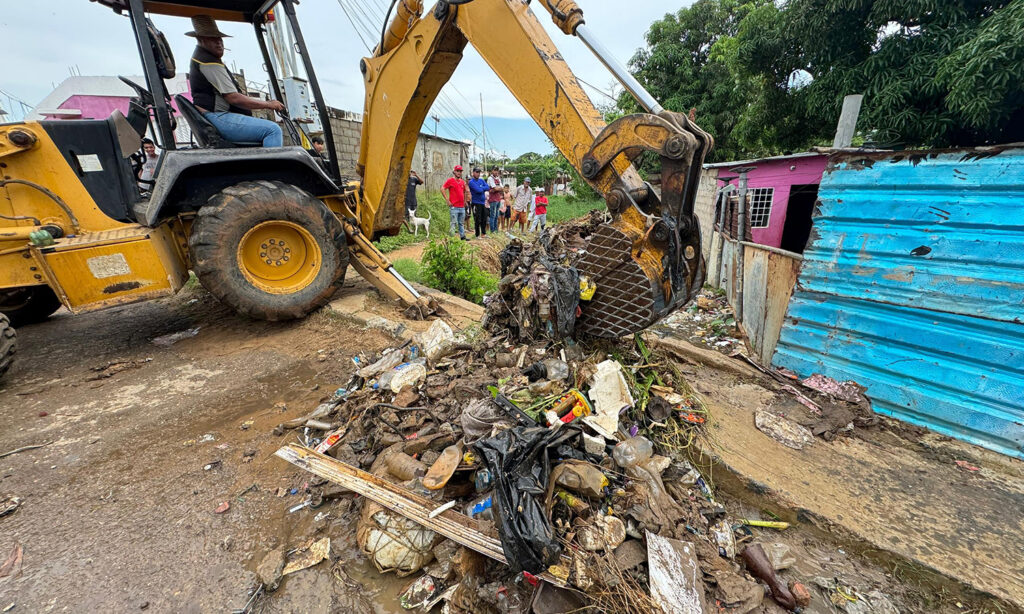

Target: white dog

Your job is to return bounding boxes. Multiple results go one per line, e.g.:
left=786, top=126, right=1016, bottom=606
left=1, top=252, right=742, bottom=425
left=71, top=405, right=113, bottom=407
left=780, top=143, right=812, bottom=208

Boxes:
left=407, top=210, right=431, bottom=236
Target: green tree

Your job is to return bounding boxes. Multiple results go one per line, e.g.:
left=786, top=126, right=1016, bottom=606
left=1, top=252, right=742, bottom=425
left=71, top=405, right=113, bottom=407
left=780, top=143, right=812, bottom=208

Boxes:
left=780, top=0, right=1024, bottom=147
left=628, top=0, right=1024, bottom=158
left=624, top=0, right=773, bottom=161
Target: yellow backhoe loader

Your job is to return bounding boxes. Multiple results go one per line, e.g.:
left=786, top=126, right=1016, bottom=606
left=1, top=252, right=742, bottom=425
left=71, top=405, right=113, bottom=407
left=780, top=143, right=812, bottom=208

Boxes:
left=0, top=0, right=710, bottom=380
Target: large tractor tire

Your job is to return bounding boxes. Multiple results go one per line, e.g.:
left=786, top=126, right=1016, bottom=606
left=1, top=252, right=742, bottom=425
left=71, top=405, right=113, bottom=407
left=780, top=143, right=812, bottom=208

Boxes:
left=0, top=286, right=62, bottom=326
left=189, top=180, right=349, bottom=321
left=0, top=314, right=15, bottom=381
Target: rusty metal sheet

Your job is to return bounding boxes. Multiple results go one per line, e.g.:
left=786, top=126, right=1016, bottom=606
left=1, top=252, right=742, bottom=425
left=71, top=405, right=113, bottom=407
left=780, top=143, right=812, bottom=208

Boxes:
left=774, top=146, right=1024, bottom=458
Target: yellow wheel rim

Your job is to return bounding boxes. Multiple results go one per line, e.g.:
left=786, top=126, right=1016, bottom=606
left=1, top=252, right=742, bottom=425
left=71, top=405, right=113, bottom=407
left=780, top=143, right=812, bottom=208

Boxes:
left=237, top=221, right=321, bottom=294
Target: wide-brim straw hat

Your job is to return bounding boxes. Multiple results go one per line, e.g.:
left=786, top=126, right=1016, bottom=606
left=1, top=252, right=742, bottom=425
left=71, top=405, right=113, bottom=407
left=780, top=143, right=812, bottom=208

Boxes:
left=186, top=15, right=232, bottom=38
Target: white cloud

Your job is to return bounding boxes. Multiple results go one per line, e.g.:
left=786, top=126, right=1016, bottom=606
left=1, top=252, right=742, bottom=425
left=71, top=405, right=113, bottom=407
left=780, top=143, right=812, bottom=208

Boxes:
left=2, top=0, right=686, bottom=147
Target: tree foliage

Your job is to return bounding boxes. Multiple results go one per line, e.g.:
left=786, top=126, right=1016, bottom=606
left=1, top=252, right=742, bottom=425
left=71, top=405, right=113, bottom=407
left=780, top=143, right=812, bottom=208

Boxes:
left=626, top=0, right=1024, bottom=159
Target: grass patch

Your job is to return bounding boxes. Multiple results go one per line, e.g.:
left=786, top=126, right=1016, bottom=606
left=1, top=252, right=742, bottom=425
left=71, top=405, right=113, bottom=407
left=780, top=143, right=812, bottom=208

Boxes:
left=376, top=193, right=452, bottom=253
left=544, top=195, right=604, bottom=224
left=422, top=237, right=498, bottom=304
left=392, top=258, right=424, bottom=284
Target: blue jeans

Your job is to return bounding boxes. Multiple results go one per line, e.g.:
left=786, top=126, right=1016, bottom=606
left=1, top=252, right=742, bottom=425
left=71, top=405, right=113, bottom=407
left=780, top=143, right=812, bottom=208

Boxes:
left=449, top=207, right=466, bottom=238
left=203, top=111, right=283, bottom=147
left=488, top=202, right=501, bottom=231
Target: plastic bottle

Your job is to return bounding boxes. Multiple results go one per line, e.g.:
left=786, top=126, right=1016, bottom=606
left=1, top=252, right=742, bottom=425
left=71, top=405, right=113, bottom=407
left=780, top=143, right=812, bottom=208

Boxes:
left=385, top=452, right=427, bottom=481
left=527, top=379, right=561, bottom=395
left=465, top=494, right=494, bottom=521
left=523, top=359, right=569, bottom=382
left=378, top=358, right=427, bottom=392
left=474, top=468, right=493, bottom=492
left=357, top=349, right=404, bottom=378
left=612, top=436, right=654, bottom=469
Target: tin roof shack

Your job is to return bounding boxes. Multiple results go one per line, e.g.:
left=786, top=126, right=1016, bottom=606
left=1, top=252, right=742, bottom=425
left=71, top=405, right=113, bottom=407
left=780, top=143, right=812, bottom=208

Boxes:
left=708, top=152, right=828, bottom=253
left=773, top=145, right=1024, bottom=459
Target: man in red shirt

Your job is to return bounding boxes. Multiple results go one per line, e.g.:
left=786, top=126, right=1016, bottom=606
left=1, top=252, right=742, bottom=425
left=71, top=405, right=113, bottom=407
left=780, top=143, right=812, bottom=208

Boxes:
left=530, top=192, right=549, bottom=232
left=441, top=165, right=471, bottom=240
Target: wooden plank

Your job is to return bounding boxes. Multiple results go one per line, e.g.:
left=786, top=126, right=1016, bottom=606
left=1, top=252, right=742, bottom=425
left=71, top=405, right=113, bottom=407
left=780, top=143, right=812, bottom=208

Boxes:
left=275, top=444, right=506, bottom=562
left=761, top=251, right=802, bottom=364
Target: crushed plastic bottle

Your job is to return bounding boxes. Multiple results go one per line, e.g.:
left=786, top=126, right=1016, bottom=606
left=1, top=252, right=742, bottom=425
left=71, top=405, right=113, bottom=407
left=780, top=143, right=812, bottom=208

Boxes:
left=612, top=436, right=654, bottom=469
left=357, top=349, right=404, bottom=379
left=523, top=359, right=569, bottom=382
left=378, top=358, right=427, bottom=393
left=474, top=468, right=493, bottom=492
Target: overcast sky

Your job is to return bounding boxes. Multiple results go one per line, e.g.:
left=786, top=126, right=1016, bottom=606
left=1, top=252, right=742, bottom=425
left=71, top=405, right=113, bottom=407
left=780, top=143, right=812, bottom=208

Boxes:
left=0, top=0, right=685, bottom=155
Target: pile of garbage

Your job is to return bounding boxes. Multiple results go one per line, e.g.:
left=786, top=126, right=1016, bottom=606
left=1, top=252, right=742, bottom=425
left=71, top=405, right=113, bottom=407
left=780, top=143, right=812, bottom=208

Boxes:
left=656, top=288, right=742, bottom=353
left=483, top=211, right=604, bottom=342
left=268, top=318, right=819, bottom=614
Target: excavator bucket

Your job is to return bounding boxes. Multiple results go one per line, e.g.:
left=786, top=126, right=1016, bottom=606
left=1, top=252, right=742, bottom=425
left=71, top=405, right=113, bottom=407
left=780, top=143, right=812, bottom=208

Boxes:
left=575, top=111, right=712, bottom=338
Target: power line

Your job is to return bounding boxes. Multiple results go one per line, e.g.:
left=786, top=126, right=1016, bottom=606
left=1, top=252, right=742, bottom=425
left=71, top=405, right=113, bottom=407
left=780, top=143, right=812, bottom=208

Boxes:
left=335, top=0, right=493, bottom=149
left=336, top=0, right=373, bottom=51
left=577, top=77, right=618, bottom=102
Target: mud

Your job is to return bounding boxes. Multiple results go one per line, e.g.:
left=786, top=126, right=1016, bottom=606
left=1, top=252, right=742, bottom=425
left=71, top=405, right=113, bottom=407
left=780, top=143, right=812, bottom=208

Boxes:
left=0, top=285, right=403, bottom=612
left=0, top=280, right=1014, bottom=613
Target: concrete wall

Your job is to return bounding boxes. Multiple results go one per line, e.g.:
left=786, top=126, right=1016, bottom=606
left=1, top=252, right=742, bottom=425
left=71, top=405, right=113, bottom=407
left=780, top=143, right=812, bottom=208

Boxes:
left=693, top=167, right=720, bottom=261
left=715, top=155, right=827, bottom=248
left=326, top=109, right=362, bottom=177
left=409, top=135, right=468, bottom=193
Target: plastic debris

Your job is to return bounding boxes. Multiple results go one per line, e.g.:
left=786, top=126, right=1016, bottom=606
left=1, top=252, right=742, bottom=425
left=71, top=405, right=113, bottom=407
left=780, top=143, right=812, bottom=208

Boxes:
left=754, top=410, right=815, bottom=450
left=399, top=574, right=440, bottom=610
left=647, top=532, right=708, bottom=614
left=742, top=543, right=796, bottom=610
left=151, top=326, right=200, bottom=347
left=583, top=360, right=633, bottom=439
left=416, top=319, right=457, bottom=362
left=282, top=537, right=330, bottom=575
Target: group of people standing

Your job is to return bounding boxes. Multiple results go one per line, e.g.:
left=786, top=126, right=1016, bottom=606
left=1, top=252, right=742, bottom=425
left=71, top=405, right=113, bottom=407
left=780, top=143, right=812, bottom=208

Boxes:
left=431, top=165, right=549, bottom=240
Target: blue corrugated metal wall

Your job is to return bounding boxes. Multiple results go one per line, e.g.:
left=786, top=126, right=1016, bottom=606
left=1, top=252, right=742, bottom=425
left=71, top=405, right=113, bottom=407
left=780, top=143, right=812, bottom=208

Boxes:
left=773, top=147, right=1024, bottom=458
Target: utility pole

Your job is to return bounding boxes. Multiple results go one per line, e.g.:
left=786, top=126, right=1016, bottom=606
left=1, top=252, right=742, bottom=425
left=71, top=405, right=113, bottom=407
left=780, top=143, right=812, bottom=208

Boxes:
left=431, top=115, right=439, bottom=138
left=479, top=93, right=487, bottom=169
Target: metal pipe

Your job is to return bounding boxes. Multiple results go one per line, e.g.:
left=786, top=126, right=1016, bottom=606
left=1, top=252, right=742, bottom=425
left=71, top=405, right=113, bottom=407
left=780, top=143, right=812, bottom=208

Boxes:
left=127, top=0, right=176, bottom=150
left=575, top=25, right=664, bottom=114
left=379, top=0, right=423, bottom=55
left=735, top=170, right=749, bottom=324
left=388, top=267, right=422, bottom=299
left=0, top=225, right=52, bottom=241
left=281, top=0, right=341, bottom=184
left=713, top=184, right=733, bottom=287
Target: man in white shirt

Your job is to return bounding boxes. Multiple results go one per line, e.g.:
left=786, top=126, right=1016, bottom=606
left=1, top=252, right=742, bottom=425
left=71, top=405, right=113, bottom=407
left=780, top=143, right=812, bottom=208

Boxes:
left=137, top=138, right=161, bottom=192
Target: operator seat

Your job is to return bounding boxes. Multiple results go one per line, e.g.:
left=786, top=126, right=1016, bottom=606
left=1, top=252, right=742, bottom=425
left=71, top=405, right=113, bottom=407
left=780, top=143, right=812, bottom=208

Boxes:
left=174, top=95, right=261, bottom=149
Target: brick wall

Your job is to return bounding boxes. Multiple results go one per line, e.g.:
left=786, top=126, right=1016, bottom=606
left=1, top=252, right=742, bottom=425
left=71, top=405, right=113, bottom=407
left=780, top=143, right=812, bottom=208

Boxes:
left=325, top=107, right=467, bottom=194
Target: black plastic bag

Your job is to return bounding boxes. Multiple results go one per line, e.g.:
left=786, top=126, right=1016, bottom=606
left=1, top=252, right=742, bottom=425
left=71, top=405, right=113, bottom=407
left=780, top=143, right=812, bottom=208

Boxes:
left=472, top=425, right=587, bottom=574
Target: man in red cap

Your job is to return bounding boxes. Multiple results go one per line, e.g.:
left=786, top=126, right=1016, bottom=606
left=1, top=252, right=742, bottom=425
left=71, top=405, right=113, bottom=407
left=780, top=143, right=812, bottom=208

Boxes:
left=441, top=165, right=471, bottom=240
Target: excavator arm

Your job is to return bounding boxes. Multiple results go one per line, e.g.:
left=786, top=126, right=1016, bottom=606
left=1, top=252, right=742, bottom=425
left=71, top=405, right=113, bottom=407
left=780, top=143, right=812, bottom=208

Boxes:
left=356, top=0, right=712, bottom=336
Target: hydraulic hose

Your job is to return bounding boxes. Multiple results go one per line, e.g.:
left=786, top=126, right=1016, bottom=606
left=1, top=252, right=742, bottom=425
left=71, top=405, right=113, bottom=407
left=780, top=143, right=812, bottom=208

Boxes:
left=0, top=179, right=80, bottom=234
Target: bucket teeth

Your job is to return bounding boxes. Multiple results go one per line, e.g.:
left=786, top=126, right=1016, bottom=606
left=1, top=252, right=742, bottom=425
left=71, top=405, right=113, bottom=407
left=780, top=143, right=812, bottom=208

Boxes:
left=576, top=224, right=657, bottom=338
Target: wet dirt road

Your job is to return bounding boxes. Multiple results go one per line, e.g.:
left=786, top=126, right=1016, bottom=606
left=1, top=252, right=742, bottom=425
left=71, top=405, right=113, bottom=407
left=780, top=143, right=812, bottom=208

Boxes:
left=0, top=285, right=409, bottom=613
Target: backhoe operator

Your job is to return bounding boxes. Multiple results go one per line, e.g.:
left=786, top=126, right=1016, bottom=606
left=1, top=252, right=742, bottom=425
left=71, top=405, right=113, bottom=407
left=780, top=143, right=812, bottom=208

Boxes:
left=186, top=15, right=285, bottom=147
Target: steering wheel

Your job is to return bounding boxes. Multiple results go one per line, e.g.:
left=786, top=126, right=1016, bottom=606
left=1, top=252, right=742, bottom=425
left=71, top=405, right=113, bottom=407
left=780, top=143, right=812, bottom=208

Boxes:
left=120, top=75, right=178, bottom=133
left=119, top=76, right=155, bottom=107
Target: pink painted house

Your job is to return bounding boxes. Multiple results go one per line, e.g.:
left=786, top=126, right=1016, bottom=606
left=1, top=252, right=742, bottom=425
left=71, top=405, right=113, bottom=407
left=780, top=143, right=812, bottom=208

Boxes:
left=708, top=152, right=828, bottom=253
left=29, top=75, right=193, bottom=144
